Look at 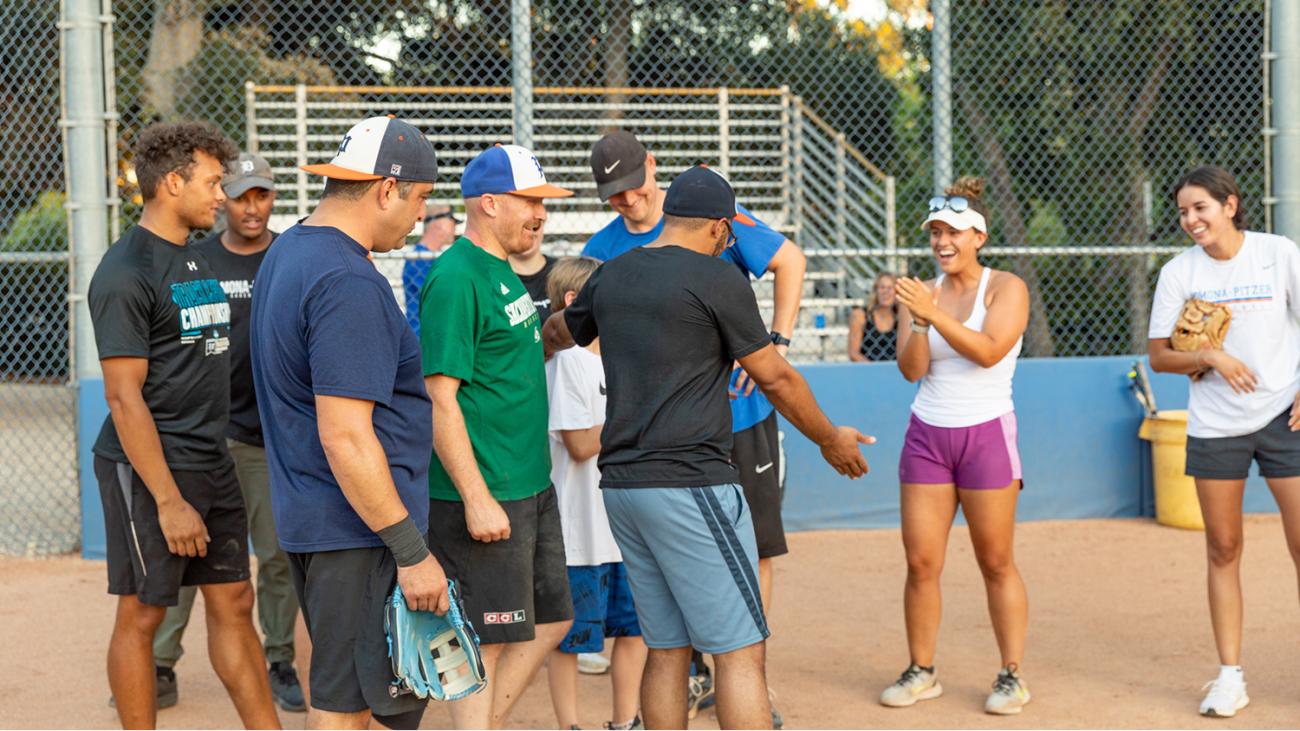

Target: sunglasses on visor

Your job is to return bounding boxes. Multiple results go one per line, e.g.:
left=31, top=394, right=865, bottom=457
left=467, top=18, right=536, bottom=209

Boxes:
left=927, top=195, right=970, bottom=214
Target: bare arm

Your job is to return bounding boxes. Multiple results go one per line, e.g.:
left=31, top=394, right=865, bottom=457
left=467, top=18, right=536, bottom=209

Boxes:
left=543, top=310, right=576, bottom=359
left=317, top=393, right=450, bottom=613
left=897, top=274, right=1028, bottom=369
left=895, top=302, right=931, bottom=382
left=768, top=239, right=806, bottom=338
left=847, top=308, right=867, bottom=362
left=559, top=425, right=602, bottom=462
left=102, top=357, right=209, bottom=557
left=1148, top=338, right=1258, bottom=394
left=737, top=343, right=873, bottom=477
left=425, top=374, right=511, bottom=541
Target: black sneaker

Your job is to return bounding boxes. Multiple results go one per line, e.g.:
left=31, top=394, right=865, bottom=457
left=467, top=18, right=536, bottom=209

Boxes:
left=268, top=661, right=306, bottom=712
left=108, top=666, right=177, bottom=710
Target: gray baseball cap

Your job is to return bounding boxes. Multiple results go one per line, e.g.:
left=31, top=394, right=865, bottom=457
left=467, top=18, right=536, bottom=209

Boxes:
left=590, top=130, right=648, bottom=201
left=223, top=153, right=276, bottom=198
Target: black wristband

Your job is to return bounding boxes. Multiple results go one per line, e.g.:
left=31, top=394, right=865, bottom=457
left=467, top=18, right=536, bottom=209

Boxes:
left=770, top=331, right=791, bottom=347
left=377, top=516, right=431, bottom=568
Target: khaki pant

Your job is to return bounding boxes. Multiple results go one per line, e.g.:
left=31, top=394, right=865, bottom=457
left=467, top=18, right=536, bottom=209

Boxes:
left=153, top=439, right=298, bottom=667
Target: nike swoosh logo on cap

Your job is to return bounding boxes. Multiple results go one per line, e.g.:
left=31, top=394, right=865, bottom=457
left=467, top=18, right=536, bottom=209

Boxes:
left=604, top=160, right=621, bottom=175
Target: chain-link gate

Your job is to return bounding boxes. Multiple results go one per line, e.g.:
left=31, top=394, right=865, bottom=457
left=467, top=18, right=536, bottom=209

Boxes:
left=0, top=1, right=1274, bottom=554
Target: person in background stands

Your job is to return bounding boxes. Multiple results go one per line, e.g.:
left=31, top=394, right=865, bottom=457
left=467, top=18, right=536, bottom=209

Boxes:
left=402, top=202, right=460, bottom=336
left=848, top=271, right=898, bottom=362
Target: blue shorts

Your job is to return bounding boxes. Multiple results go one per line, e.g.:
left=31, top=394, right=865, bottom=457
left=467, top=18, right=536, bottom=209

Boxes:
left=602, top=484, right=770, bottom=655
left=558, top=563, right=642, bottom=654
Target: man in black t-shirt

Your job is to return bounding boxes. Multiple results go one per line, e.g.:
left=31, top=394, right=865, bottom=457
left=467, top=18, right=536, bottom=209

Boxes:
left=543, top=166, right=873, bottom=730
left=508, top=233, right=556, bottom=322
left=151, top=152, right=306, bottom=712
left=88, top=123, right=279, bottom=730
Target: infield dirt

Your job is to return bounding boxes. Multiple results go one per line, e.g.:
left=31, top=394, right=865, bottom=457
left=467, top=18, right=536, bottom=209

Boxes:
left=3, top=516, right=1298, bottom=729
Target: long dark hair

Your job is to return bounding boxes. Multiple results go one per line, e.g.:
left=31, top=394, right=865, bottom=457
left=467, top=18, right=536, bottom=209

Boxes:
left=1172, top=166, right=1246, bottom=230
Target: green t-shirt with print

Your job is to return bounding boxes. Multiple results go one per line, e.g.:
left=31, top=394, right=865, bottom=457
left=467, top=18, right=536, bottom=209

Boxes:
left=419, top=237, right=551, bottom=502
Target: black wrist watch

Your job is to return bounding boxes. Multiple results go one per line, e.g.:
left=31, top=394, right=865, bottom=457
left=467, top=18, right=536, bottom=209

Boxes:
left=770, top=331, right=791, bottom=347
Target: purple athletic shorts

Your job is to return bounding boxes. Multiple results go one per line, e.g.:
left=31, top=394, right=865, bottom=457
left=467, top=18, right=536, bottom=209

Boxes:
left=899, top=412, right=1022, bottom=490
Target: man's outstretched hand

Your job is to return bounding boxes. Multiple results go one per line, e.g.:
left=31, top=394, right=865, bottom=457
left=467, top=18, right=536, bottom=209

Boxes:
left=819, top=425, right=874, bottom=478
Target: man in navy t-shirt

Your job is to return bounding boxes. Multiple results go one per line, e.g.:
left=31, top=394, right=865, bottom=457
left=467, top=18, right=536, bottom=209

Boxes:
left=583, top=130, right=806, bottom=721
left=251, top=116, right=447, bottom=730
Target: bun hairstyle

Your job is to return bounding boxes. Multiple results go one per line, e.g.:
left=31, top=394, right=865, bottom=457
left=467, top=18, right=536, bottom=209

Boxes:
left=944, top=176, right=991, bottom=224
left=1172, top=166, right=1246, bottom=230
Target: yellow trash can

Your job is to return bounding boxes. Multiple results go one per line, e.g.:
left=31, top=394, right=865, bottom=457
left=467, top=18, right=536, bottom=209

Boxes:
left=1138, top=410, right=1204, bottom=530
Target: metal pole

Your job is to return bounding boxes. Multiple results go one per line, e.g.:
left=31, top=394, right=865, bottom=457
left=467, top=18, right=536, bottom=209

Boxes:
left=718, top=87, right=730, bottom=177
left=62, top=0, right=109, bottom=386
left=1271, top=0, right=1300, bottom=240
left=1264, top=0, right=1274, bottom=232
left=245, top=81, right=259, bottom=154
left=790, top=98, right=805, bottom=238
left=511, top=0, right=534, bottom=149
left=930, top=0, right=953, bottom=194
left=295, top=84, right=308, bottom=217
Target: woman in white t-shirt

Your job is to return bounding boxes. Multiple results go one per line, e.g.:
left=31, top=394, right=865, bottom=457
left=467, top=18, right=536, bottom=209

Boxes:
left=883, top=177, right=1032, bottom=716
left=1148, top=165, right=1300, bottom=719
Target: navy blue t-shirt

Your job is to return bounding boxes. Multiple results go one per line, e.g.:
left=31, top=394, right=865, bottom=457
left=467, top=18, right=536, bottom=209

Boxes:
left=250, top=225, right=432, bottom=552
left=581, top=203, right=786, bottom=432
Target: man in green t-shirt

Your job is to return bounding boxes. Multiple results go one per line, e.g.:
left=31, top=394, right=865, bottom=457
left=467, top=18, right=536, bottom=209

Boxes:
left=419, top=144, right=575, bottom=730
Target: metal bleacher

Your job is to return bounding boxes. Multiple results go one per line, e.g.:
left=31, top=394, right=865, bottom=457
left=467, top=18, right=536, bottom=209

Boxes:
left=246, top=84, right=896, bottom=362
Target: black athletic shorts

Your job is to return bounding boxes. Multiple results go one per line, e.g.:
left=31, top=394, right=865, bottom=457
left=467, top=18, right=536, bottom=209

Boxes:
left=1186, top=408, right=1300, bottom=480
left=732, top=412, right=788, bottom=559
left=95, top=455, right=250, bottom=607
left=427, top=486, right=573, bottom=645
left=287, top=546, right=427, bottom=724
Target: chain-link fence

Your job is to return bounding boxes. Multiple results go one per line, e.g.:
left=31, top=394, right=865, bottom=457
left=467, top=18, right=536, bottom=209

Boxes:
left=0, top=0, right=1274, bottom=554
left=0, top=1, right=79, bottom=557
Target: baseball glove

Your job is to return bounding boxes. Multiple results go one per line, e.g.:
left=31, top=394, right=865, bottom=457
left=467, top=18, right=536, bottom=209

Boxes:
left=1169, top=298, right=1231, bottom=380
left=386, top=579, right=487, bottom=702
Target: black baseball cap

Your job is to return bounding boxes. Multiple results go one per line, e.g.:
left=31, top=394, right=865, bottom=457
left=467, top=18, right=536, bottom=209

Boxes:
left=590, top=130, right=648, bottom=201
left=301, top=115, right=437, bottom=183
left=663, top=165, right=756, bottom=224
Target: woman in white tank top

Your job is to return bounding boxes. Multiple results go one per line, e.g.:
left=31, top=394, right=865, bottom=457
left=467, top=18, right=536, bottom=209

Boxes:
left=877, top=177, right=1032, bottom=716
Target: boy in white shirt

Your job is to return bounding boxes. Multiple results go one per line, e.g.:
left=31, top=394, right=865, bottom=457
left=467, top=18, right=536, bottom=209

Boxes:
left=544, top=257, right=647, bottom=730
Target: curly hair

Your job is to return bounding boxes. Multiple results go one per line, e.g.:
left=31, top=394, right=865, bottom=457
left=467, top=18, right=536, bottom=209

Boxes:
left=944, top=175, right=991, bottom=225
left=134, top=121, right=238, bottom=201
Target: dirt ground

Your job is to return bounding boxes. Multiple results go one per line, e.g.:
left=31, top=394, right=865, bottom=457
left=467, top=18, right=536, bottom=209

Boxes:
left=3, top=516, right=1299, bottom=730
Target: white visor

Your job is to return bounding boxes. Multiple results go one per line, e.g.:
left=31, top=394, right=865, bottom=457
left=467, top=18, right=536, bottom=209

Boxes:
left=921, top=208, right=987, bottom=233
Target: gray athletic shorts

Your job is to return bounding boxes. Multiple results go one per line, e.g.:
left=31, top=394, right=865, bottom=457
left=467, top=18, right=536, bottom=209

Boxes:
left=1186, top=409, right=1300, bottom=480
left=603, top=484, right=770, bottom=655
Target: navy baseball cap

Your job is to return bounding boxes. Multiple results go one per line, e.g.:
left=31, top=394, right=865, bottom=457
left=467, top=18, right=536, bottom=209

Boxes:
left=662, top=166, right=755, bottom=224
left=302, top=115, right=437, bottom=183
left=461, top=144, right=573, bottom=199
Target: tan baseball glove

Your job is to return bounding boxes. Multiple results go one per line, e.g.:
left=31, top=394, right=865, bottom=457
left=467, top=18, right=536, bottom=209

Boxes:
left=1169, top=298, right=1231, bottom=380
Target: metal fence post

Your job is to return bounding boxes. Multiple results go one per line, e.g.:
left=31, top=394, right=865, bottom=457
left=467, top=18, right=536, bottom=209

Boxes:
left=779, top=85, right=791, bottom=224
left=62, top=0, right=111, bottom=557
left=790, top=97, right=804, bottom=238
left=835, top=132, right=847, bottom=247
left=295, top=83, right=308, bottom=217
left=931, top=0, right=953, bottom=194
left=885, top=175, right=898, bottom=273
left=511, top=0, right=534, bottom=149
left=1272, top=0, right=1300, bottom=241
left=245, top=81, right=258, bottom=154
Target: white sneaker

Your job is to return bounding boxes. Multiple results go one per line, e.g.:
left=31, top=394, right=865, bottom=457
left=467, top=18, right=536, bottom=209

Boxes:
left=577, top=652, right=611, bottom=675
left=880, top=664, right=943, bottom=707
left=984, top=665, right=1031, bottom=715
left=1199, top=676, right=1249, bottom=717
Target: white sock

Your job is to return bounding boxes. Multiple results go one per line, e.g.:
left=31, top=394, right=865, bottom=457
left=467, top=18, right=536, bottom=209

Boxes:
left=1217, top=665, right=1244, bottom=684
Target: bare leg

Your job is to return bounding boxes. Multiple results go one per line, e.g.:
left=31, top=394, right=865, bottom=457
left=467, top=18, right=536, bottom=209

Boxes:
left=641, top=647, right=691, bottom=730
left=712, top=641, right=770, bottom=730
left=546, top=650, right=579, bottom=729
left=900, top=483, right=958, bottom=667
left=307, top=709, right=370, bottom=730
left=757, top=558, right=774, bottom=615
left=201, top=581, right=281, bottom=729
left=610, top=635, right=648, bottom=725
left=449, top=643, right=503, bottom=730
left=108, top=595, right=166, bottom=729
left=1265, top=475, right=1300, bottom=607
left=488, top=620, right=573, bottom=728
left=960, top=483, right=1028, bottom=668
left=1195, top=478, right=1247, bottom=665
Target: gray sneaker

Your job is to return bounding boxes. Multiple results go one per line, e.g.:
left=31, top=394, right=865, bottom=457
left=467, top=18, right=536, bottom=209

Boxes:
left=604, top=716, right=643, bottom=730
left=984, top=665, right=1031, bottom=715
left=269, top=661, right=306, bottom=712
left=880, top=664, right=943, bottom=708
left=108, top=666, right=177, bottom=710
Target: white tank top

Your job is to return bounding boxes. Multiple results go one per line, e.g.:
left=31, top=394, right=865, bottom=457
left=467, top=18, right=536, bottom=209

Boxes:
left=911, top=267, right=1022, bottom=427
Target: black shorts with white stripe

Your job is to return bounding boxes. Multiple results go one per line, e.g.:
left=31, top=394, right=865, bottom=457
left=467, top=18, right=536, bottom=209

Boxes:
left=94, top=455, right=250, bottom=606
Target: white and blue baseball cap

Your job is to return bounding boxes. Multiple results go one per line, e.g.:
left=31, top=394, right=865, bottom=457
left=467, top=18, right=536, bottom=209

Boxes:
left=302, top=115, right=437, bottom=183
left=460, top=144, right=573, bottom=199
